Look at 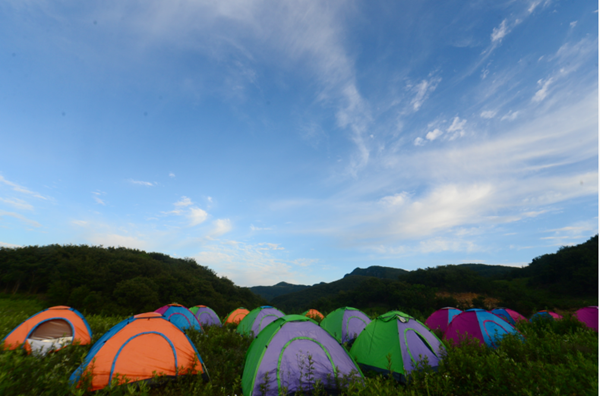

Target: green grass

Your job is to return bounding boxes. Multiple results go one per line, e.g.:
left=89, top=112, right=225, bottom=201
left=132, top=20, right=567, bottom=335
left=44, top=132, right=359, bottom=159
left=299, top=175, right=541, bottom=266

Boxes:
left=0, top=297, right=597, bottom=395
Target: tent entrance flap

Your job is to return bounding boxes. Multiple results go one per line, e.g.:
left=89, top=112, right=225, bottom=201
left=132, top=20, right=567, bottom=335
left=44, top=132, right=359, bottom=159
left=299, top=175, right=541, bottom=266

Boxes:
left=30, top=319, right=73, bottom=340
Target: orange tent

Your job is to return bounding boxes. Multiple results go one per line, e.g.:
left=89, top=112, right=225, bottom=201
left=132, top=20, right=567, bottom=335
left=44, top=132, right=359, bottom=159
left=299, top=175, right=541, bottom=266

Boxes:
left=302, top=309, right=325, bottom=321
left=70, top=312, right=209, bottom=391
left=2, top=306, right=92, bottom=355
left=224, top=307, right=250, bottom=325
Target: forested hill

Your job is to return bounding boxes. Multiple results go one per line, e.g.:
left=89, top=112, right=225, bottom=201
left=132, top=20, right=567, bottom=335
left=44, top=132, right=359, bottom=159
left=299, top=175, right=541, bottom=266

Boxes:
left=343, top=265, right=408, bottom=279
left=505, top=234, right=598, bottom=296
left=0, top=244, right=266, bottom=316
left=249, top=281, right=311, bottom=301
left=271, top=236, right=598, bottom=316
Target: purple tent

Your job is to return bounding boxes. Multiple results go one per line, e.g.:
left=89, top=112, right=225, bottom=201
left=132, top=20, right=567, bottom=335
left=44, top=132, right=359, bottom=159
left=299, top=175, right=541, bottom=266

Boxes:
left=242, top=315, right=363, bottom=395
left=189, top=305, right=222, bottom=327
left=425, top=307, right=462, bottom=332
left=575, top=306, right=598, bottom=332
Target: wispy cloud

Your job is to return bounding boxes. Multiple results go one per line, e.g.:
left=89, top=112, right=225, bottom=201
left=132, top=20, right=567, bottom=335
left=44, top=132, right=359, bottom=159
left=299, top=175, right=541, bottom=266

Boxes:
left=0, top=197, right=34, bottom=211
left=128, top=179, right=155, bottom=186
left=541, top=219, right=598, bottom=245
left=0, top=211, right=42, bottom=227
left=0, top=175, right=47, bottom=200
left=250, top=224, right=272, bottom=231
left=480, top=110, right=497, bottom=119
left=208, top=218, right=232, bottom=237
left=0, top=241, right=21, bottom=248
left=491, top=19, right=509, bottom=43
left=532, top=77, right=554, bottom=102
left=193, top=239, right=316, bottom=286
left=409, top=77, right=442, bottom=112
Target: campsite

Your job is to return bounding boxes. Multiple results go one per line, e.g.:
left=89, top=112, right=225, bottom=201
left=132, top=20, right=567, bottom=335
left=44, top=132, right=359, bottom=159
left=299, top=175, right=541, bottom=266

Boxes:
left=0, top=237, right=597, bottom=395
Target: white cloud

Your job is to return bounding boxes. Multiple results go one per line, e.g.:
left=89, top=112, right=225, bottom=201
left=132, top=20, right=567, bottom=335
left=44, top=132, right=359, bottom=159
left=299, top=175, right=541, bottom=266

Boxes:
left=208, top=218, right=232, bottom=237
left=446, top=117, right=466, bottom=139
left=532, top=77, right=554, bottom=102
left=569, top=21, right=577, bottom=28
left=193, top=240, right=315, bottom=286
left=426, top=128, right=443, bottom=141
left=0, top=197, right=34, bottom=211
left=128, top=179, right=155, bottom=186
left=491, top=19, right=509, bottom=43
left=0, top=175, right=47, bottom=200
left=169, top=172, right=176, bottom=178
left=175, top=196, right=193, bottom=207
left=501, top=110, right=519, bottom=121
left=414, top=137, right=425, bottom=146
left=188, top=207, right=208, bottom=226
left=93, top=196, right=105, bottom=205
left=288, top=90, right=598, bottom=252
left=480, top=110, right=497, bottom=119
left=88, top=233, right=148, bottom=250
left=541, top=219, right=598, bottom=245
left=0, top=241, right=21, bottom=248
left=380, top=192, right=409, bottom=206
left=0, top=211, right=41, bottom=227
left=410, top=77, right=442, bottom=111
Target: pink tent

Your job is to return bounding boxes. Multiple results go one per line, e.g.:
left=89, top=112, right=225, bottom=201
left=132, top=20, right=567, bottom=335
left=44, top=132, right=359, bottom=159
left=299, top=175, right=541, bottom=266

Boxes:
left=574, top=306, right=598, bottom=332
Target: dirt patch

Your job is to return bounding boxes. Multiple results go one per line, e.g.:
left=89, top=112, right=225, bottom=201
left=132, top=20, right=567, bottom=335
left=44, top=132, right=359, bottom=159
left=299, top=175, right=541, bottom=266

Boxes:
left=437, top=292, right=501, bottom=310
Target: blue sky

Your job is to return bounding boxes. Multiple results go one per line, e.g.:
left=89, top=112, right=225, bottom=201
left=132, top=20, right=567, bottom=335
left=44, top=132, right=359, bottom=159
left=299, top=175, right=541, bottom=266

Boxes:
left=0, top=1, right=597, bottom=287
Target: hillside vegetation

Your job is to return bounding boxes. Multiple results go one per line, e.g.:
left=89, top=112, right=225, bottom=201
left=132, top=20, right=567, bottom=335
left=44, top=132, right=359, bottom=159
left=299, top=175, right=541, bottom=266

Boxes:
left=0, top=244, right=266, bottom=317
left=272, top=236, right=598, bottom=317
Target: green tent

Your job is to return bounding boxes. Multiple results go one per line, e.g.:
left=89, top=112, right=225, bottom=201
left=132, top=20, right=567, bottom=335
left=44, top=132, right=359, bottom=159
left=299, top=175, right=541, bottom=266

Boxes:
left=242, top=315, right=363, bottom=395
left=320, top=307, right=371, bottom=344
left=349, top=311, right=446, bottom=383
left=237, top=306, right=285, bottom=337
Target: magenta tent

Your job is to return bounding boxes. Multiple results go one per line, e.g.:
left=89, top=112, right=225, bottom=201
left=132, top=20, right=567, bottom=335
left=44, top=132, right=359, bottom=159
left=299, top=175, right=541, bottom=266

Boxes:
left=425, top=307, right=462, bottom=332
left=444, top=308, right=520, bottom=348
left=491, top=308, right=526, bottom=325
left=574, top=306, right=598, bottom=332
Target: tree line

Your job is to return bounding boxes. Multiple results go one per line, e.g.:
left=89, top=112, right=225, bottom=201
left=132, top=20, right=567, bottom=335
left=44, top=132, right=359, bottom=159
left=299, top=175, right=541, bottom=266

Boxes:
left=0, top=244, right=266, bottom=316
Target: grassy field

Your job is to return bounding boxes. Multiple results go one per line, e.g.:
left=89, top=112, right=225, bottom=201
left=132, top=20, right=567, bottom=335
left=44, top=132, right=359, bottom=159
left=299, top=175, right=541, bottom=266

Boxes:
left=0, top=295, right=597, bottom=395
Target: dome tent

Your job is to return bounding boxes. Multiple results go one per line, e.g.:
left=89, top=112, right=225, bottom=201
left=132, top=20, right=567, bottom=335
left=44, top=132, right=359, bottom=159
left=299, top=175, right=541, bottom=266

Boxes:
left=320, top=307, right=371, bottom=345
left=574, top=306, right=598, bottom=332
left=155, top=303, right=203, bottom=331
left=242, top=315, right=363, bottom=396
left=350, top=311, right=446, bottom=383
left=425, top=307, right=462, bottom=333
left=3, top=306, right=92, bottom=356
left=224, top=307, right=250, bottom=325
left=69, top=312, right=209, bottom=391
left=444, top=308, right=521, bottom=348
left=237, top=306, right=285, bottom=337
left=302, top=309, right=325, bottom=321
left=491, top=308, right=527, bottom=325
left=189, top=305, right=222, bottom=327
left=530, top=310, right=563, bottom=322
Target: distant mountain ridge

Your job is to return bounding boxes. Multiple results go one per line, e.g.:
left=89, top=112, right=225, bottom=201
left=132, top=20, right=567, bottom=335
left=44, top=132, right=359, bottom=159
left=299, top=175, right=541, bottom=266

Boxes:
left=344, top=265, right=408, bottom=279
left=256, top=263, right=515, bottom=304
left=250, top=281, right=312, bottom=302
